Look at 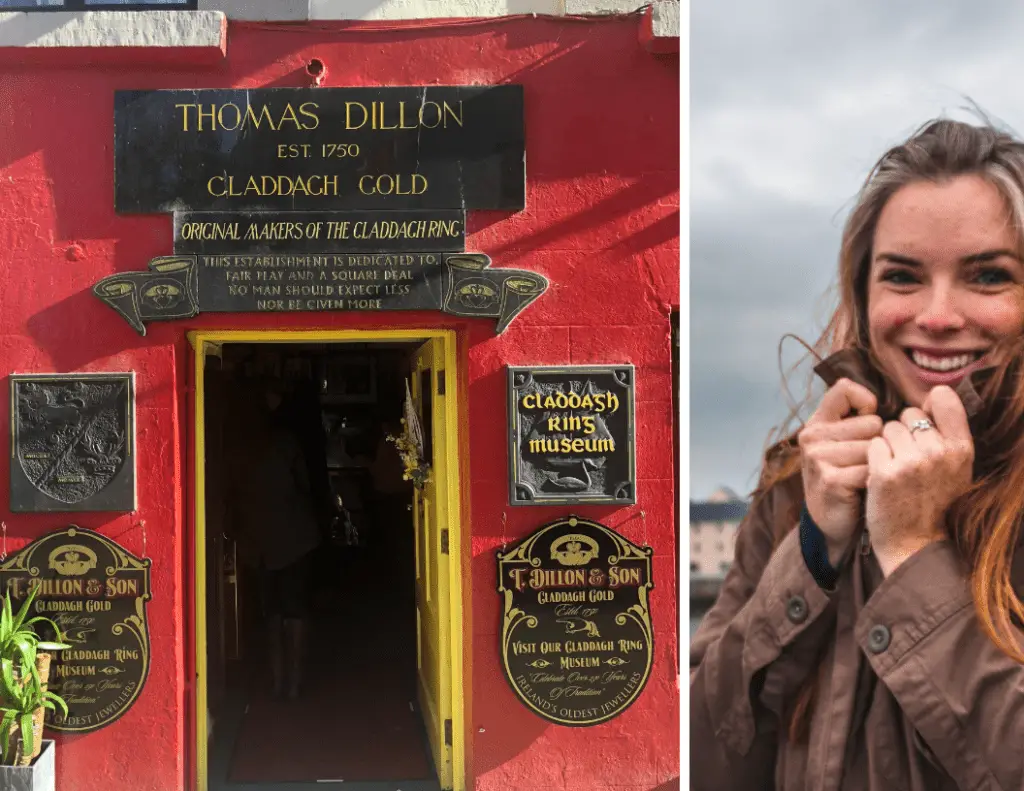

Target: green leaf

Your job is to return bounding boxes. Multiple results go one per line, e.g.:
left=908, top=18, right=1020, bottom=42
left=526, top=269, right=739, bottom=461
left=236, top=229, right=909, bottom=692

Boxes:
left=23, top=615, right=66, bottom=643
left=0, top=595, right=12, bottom=644
left=0, top=658, right=14, bottom=694
left=10, top=586, right=36, bottom=635
left=26, top=659, right=41, bottom=692
left=12, top=636, right=36, bottom=668
left=19, top=711, right=33, bottom=759
left=36, top=642, right=71, bottom=651
left=44, top=691, right=68, bottom=719
left=0, top=709, right=15, bottom=764
left=5, top=679, right=27, bottom=711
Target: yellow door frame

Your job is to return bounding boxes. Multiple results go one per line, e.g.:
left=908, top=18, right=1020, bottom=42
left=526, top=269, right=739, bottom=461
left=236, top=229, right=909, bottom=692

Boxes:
left=188, top=328, right=466, bottom=791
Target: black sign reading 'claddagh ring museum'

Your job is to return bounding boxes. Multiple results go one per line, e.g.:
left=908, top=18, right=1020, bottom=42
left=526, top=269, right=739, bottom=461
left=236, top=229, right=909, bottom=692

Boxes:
left=508, top=366, right=636, bottom=506
left=497, top=516, right=654, bottom=727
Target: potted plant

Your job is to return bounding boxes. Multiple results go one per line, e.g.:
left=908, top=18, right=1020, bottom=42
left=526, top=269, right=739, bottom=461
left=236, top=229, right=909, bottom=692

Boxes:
left=0, top=583, right=70, bottom=790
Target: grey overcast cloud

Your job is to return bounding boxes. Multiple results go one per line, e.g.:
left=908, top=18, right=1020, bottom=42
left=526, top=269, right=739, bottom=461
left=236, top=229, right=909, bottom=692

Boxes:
left=690, top=1, right=1024, bottom=499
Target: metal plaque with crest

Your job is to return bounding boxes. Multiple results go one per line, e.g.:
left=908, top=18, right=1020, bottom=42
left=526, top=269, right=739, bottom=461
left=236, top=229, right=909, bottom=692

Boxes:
left=507, top=365, right=636, bottom=506
left=0, top=526, right=152, bottom=733
left=496, top=516, right=654, bottom=726
left=10, top=373, right=136, bottom=512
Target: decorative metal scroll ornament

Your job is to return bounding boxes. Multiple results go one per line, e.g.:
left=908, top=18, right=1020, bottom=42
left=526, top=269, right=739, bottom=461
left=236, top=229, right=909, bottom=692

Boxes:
left=91, top=258, right=199, bottom=335
left=496, top=516, right=654, bottom=727
left=0, top=526, right=152, bottom=733
left=92, top=252, right=547, bottom=335
left=10, top=373, right=136, bottom=512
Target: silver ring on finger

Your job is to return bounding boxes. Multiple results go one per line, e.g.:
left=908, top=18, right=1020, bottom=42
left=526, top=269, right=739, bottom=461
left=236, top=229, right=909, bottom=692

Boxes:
left=909, top=418, right=934, bottom=435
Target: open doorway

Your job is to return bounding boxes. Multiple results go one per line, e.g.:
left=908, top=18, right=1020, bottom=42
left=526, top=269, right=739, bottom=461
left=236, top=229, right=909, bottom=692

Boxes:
left=197, top=336, right=456, bottom=791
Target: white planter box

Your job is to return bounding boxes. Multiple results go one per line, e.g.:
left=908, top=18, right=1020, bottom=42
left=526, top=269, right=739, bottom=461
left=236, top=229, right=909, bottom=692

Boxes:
left=0, top=740, right=55, bottom=791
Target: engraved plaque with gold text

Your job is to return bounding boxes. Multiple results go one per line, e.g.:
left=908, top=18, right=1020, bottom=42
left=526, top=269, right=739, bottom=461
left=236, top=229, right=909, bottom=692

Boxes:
left=496, top=516, right=654, bottom=726
left=0, top=527, right=152, bottom=733
left=115, top=87, right=525, bottom=212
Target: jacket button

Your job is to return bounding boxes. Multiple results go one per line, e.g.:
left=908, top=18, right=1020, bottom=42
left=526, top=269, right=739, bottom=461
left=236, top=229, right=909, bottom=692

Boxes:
left=786, top=595, right=808, bottom=624
left=868, top=624, right=891, bottom=653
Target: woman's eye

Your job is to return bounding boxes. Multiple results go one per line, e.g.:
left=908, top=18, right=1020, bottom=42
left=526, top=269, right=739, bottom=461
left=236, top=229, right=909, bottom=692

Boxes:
left=973, top=267, right=1013, bottom=286
left=880, top=269, right=918, bottom=285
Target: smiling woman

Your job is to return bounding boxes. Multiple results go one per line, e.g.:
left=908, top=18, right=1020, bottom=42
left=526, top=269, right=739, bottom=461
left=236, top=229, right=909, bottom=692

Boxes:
left=868, top=174, right=1024, bottom=406
left=691, top=119, right=1024, bottom=791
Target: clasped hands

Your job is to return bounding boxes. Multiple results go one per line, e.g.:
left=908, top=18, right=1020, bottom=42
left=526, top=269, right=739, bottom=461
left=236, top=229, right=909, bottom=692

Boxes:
left=798, top=379, right=974, bottom=577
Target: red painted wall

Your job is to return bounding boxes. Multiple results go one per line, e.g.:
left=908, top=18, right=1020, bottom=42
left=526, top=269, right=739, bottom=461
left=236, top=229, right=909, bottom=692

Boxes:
left=0, top=16, right=679, bottom=791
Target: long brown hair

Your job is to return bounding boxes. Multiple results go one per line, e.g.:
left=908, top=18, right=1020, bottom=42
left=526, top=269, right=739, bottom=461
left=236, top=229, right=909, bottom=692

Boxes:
left=751, top=119, right=1024, bottom=742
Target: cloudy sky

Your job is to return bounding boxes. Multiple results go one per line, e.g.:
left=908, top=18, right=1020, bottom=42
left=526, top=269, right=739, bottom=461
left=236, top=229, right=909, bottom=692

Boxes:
left=690, top=0, right=1024, bottom=499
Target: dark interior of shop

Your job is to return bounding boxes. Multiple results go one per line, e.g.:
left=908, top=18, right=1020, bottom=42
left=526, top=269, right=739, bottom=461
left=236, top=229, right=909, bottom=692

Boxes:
left=202, top=342, right=440, bottom=791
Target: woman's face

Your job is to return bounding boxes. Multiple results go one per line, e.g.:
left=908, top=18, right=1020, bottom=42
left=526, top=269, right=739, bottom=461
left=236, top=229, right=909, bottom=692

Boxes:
left=868, top=174, right=1024, bottom=407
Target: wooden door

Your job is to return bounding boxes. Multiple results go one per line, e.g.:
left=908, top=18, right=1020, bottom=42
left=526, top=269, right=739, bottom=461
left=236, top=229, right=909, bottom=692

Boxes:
left=411, top=338, right=453, bottom=788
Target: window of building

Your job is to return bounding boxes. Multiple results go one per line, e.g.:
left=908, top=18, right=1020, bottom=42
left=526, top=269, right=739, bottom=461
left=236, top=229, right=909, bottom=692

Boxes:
left=0, top=0, right=196, bottom=10
left=690, top=561, right=698, bottom=573
left=693, top=542, right=702, bottom=554
left=720, top=561, right=731, bottom=573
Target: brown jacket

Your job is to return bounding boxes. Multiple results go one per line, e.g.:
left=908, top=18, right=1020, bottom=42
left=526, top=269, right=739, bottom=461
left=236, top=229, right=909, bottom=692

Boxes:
left=690, top=353, right=1024, bottom=791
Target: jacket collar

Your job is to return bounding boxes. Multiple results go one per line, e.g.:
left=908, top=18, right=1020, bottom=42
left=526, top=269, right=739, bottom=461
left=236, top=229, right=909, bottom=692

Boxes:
left=812, top=347, right=988, bottom=422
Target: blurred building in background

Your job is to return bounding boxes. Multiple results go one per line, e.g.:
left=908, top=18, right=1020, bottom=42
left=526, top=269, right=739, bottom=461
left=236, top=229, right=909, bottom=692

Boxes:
left=689, top=487, right=749, bottom=637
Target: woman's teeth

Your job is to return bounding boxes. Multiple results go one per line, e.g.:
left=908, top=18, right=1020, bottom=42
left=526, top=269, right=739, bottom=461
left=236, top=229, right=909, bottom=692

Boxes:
left=910, top=350, right=978, bottom=372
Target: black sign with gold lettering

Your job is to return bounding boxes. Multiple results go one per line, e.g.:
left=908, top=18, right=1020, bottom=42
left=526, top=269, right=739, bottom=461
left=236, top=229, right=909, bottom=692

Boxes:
left=10, top=373, right=136, bottom=513
left=497, top=516, right=653, bottom=726
left=173, top=210, right=466, bottom=255
left=114, top=87, right=525, bottom=213
left=0, top=527, right=152, bottom=733
left=507, top=365, right=636, bottom=506
left=92, top=253, right=547, bottom=336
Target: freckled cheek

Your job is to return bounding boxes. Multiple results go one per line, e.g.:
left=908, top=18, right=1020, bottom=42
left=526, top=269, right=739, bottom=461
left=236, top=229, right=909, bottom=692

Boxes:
left=867, top=296, right=917, bottom=340
left=970, top=295, right=1024, bottom=336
